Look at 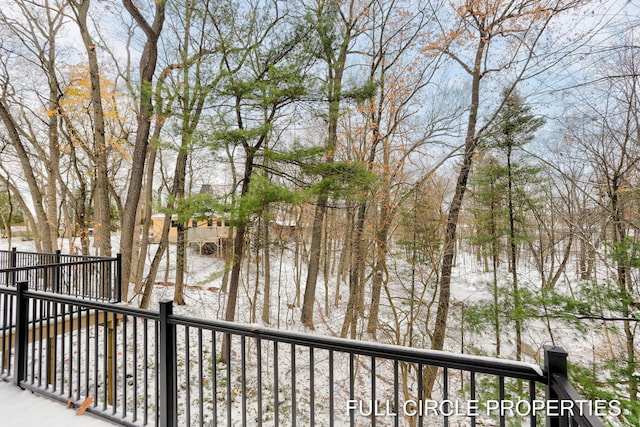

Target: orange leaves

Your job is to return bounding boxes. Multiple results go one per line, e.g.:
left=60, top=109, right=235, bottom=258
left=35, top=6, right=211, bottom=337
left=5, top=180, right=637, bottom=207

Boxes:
left=422, top=28, right=470, bottom=57
left=421, top=0, right=578, bottom=71
left=456, top=0, right=532, bottom=21
left=55, top=63, right=130, bottom=158
left=59, top=64, right=117, bottom=117
left=447, top=0, right=564, bottom=41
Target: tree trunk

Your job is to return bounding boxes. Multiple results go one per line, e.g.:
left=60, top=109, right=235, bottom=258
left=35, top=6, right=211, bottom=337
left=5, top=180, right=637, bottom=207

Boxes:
left=72, top=0, right=111, bottom=257
left=366, top=223, right=388, bottom=337
left=140, top=213, right=172, bottom=309
left=134, top=145, right=158, bottom=293
left=221, top=150, right=257, bottom=362
left=120, top=0, right=165, bottom=298
left=301, top=7, right=351, bottom=327
left=172, top=146, right=188, bottom=305
left=175, top=223, right=187, bottom=305
left=424, top=37, right=486, bottom=398
left=301, top=195, right=328, bottom=327
left=0, top=100, right=54, bottom=253
left=341, top=201, right=367, bottom=339
left=261, top=218, right=272, bottom=324
left=506, top=143, right=523, bottom=362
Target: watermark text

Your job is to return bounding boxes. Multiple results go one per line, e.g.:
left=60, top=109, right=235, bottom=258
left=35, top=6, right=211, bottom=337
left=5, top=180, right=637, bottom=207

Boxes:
left=346, top=399, right=622, bottom=418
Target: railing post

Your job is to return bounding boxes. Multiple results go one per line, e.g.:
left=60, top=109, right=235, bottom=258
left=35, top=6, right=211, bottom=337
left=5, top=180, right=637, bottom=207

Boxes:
left=544, top=345, right=569, bottom=427
left=159, top=300, right=176, bottom=427
left=114, top=253, right=122, bottom=303
left=106, top=313, right=118, bottom=406
left=10, top=247, right=17, bottom=286
left=53, top=249, right=61, bottom=293
left=13, top=281, right=28, bottom=387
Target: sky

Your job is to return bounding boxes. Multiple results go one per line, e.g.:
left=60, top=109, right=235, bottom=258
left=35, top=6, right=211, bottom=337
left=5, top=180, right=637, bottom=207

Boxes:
left=0, top=380, right=115, bottom=426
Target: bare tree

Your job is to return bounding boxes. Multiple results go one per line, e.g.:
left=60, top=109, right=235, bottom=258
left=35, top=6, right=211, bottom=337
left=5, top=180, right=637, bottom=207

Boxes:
left=119, top=0, right=166, bottom=297
left=563, top=45, right=640, bottom=402
left=423, top=0, right=585, bottom=397
left=300, top=0, right=374, bottom=329
left=69, top=0, right=111, bottom=256
left=0, top=0, right=70, bottom=253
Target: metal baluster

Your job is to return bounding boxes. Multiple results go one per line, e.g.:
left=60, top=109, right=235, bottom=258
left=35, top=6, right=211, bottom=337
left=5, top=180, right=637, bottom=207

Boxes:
left=349, top=353, right=355, bottom=426
left=394, top=360, right=399, bottom=427
left=241, top=334, right=246, bottom=427
left=309, top=347, right=314, bottom=427
left=329, top=351, right=334, bottom=427
left=226, top=333, right=231, bottom=427
left=470, top=371, right=476, bottom=426
left=499, top=376, right=506, bottom=427
left=212, top=330, right=217, bottom=425
left=371, top=356, right=377, bottom=427
left=418, top=364, right=423, bottom=427
left=186, top=326, right=191, bottom=424
left=198, top=329, right=203, bottom=427
left=257, top=338, right=263, bottom=427
left=291, top=343, right=297, bottom=427
left=122, top=314, right=128, bottom=419
left=443, top=367, right=449, bottom=427
left=274, top=341, right=279, bottom=427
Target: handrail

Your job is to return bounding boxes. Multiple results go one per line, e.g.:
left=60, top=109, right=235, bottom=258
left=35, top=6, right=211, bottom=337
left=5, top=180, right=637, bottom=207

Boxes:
left=171, top=313, right=546, bottom=381
left=0, top=248, right=117, bottom=261
left=0, top=282, right=613, bottom=427
left=21, top=288, right=156, bottom=320
left=0, top=259, right=116, bottom=273
left=549, top=374, right=606, bottom=427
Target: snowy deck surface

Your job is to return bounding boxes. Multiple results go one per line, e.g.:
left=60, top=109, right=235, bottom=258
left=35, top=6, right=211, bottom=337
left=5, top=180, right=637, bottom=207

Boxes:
left=0, top=381, right=114, bottom=426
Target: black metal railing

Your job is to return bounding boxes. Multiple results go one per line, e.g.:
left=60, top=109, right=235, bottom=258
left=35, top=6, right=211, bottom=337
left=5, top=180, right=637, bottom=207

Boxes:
left=0, top=282, right=608, bottom=427
left=0, top=248, right=121, bottom=302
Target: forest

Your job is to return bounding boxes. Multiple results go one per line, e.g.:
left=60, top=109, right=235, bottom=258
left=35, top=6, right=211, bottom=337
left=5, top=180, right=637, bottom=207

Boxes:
left=0, top=0, right=638, bottom=422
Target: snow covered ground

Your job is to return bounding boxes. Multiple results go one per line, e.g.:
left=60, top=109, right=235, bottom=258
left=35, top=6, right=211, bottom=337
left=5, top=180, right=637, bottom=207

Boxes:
left=0, top=237, right=628, bottom=426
